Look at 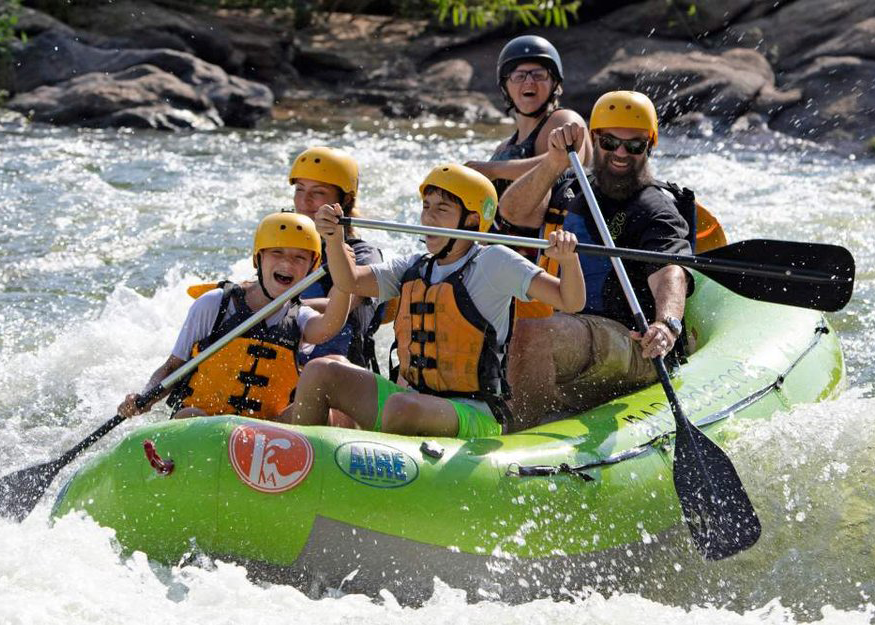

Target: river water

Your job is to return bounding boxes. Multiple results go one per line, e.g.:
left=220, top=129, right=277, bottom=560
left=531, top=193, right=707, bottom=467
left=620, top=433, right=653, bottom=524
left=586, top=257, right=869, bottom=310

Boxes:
left=1, top=114, right=874, bottom=624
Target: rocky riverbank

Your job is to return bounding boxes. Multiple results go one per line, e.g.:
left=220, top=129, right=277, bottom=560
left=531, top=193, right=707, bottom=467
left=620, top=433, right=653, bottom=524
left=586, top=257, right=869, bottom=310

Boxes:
left=3, top=0, right=874, bottom=152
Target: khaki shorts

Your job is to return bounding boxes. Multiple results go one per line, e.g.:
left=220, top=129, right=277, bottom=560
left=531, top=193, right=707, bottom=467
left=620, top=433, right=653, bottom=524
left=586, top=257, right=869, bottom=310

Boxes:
left=554, top=313, right=658, bottom=413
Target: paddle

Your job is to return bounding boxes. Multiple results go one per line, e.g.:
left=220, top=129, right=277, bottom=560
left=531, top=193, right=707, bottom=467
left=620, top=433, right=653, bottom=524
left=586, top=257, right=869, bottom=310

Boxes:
left=0, top=267, right=327, bottom=523
left=563, top=147, right=759, bottom=560
left=338, top=218, right=854, bottom=313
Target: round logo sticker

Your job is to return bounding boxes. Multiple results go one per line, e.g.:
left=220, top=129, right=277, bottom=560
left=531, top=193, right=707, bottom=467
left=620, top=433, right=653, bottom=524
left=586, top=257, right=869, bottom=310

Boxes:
left=228, top=424, right=314, bottom=493
left=481, top=196, right=496, bottom=222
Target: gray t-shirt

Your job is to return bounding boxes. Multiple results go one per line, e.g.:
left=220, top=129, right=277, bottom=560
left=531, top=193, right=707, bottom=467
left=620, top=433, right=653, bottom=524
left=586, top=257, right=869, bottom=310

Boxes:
left=370, top=243, right=543, bottom=345
left=172, top=288, right=318, bottom=360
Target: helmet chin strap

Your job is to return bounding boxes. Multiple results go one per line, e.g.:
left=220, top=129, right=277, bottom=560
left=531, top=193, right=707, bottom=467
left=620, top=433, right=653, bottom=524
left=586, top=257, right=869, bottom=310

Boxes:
left=255, top=253, right=275, bottom=301
left=257, top=255, right=319, bottom=303
left=434, top=211, right=475, bottom=261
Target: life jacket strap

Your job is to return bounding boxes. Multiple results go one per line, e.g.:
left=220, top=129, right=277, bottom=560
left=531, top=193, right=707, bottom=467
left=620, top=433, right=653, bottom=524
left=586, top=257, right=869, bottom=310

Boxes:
left=409, top=355, right=437, bottom=369
left=228, top=395, right=262, bottom=414
left=238, top=372, right=269, bottom=387
left=411, top=330, right=436, bottom=343
left=409, top=302, right=435, bottom=315
left=544, top=206, right=568, bottom=224
left=247, top=344, right=277, bottom=360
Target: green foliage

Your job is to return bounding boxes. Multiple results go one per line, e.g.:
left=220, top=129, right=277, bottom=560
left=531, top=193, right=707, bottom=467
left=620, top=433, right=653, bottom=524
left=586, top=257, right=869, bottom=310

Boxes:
left=16, top=0, right=582, bottom=33
left=0, top=0, right=22, bottom=58
left=434, top=0, right=580, bottom=28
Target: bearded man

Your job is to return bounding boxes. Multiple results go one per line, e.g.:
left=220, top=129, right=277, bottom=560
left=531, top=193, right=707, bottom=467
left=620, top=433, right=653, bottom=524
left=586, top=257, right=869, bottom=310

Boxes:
left=498, top=91, right=695, bottom=430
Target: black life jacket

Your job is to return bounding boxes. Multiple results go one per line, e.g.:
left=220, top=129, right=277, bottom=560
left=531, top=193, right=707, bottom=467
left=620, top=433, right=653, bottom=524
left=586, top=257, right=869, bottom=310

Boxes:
left=559, top=178, right=697, bottom=366
left=488, top=110, right=557, bottom=197
left=300, top=237, right=384, bottom=373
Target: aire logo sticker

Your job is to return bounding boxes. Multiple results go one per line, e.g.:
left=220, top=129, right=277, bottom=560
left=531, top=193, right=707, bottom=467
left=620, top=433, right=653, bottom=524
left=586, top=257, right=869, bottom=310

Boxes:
left=228, top=424, right=314, bottom=493
left=334, top=441, right=419, bottom=488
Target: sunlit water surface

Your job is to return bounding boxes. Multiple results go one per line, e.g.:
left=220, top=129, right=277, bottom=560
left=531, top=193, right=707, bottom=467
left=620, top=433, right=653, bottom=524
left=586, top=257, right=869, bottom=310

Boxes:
left=1, top=116, right=874, bottom=624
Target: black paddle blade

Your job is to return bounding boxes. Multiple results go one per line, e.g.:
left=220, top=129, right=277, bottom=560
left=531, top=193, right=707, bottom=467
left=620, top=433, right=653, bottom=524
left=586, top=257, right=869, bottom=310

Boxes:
left=0, top=415, right=126, bottom=522
left=700, top=240, right=854, bottom=312
left=673, top=420, right=761, bottom=560
left=0, top=458, right=64, bottom=522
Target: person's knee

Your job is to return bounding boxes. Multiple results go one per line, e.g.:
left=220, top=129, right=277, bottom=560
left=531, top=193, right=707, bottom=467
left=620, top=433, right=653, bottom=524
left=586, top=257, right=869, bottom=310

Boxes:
left=550, top=314, right=593, bottom=382
left=299, top=356, right=342, bottom=390
left=382, top=394, right=426, bottom=434
left=172, top=406, right=207, bottom=419
left=510, top=318, right=551, bottom=352
left=508, top=318, right=554, bottom=378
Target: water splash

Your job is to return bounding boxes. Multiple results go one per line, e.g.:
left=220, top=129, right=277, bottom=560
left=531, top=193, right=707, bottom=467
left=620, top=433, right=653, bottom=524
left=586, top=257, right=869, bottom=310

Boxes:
left=1, top=122, right=874, bottom=623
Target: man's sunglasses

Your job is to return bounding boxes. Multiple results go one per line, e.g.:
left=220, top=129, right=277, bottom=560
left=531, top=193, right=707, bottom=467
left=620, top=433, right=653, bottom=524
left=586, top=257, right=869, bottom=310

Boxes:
left=596, top=133, right=650, bottom=155
left=506, top=68, right=552, bottom=84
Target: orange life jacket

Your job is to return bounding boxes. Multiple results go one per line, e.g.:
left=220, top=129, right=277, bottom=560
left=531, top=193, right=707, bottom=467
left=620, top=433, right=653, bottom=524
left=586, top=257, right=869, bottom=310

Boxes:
left=168, top=282, right=301, bottom=418
left=514, top=205, right=568, bottom=319
left=391, top=251, right=512, bottom=422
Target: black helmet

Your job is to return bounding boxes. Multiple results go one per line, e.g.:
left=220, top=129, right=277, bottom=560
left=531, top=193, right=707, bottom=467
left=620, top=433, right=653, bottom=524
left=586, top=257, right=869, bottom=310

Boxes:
left=496, top=35, right=564, bottom=86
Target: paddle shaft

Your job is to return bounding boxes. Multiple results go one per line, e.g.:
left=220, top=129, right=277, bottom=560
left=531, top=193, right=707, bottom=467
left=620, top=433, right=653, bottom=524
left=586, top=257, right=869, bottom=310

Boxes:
left=567, top=149, right=759, bottom=558
left=338, top=217, right=839, bottom=286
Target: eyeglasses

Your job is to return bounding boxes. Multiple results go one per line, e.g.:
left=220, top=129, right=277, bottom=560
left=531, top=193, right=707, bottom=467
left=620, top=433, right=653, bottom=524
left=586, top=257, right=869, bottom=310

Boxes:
left=506, top=68, right=551, bottom=84
left=596, top=133, right=650, bottom=155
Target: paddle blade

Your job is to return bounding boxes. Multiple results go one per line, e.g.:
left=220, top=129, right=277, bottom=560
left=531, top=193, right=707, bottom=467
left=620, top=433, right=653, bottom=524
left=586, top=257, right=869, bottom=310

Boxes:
left=673, top=421, right=761, bottom=560
left=0, top=458, right=64, bottom=522
left=699, top=239, right=854, bottom=312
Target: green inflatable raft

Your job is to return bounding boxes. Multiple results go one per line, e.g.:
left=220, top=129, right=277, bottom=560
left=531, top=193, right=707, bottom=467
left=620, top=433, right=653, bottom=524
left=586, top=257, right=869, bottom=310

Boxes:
left=51, top=272, right=844, bottom=600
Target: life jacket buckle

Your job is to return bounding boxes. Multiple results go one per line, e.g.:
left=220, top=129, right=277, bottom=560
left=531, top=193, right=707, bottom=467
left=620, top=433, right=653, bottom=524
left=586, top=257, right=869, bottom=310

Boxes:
left=409, top=355, right=437, bottom=369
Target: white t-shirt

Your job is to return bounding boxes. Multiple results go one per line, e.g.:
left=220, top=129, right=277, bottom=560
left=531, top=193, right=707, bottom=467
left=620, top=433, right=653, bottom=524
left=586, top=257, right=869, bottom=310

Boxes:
left=171, top=287, right=319, bottom=360
left=370, top=243, right=543, bottom=345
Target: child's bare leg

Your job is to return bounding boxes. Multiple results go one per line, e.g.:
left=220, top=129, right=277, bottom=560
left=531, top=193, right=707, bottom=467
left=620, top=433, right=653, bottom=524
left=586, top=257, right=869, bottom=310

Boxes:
left=381, top=392, right=459, bottom=437
left=329, top=410, right=361, bottom=429
left=279, top=357, right=378, bottom=428
left=172, top=407, right=208, bottom=419
left=315, top=355, right=362, bottom=429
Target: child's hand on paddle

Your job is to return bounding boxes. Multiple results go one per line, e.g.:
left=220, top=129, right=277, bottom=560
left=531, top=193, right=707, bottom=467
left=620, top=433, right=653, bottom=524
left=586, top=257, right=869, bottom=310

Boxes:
left=544, top=230, right=578, bottom=263
left=315, top=203, right=343, bottom=241
left=118, top=393, right=147, bottom=419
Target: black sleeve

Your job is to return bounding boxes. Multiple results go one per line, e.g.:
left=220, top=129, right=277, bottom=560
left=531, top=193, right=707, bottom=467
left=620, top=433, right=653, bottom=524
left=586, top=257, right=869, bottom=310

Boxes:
left=625, top=188, right=692, bottom=256
left=625, top=188, right=695, bottom=294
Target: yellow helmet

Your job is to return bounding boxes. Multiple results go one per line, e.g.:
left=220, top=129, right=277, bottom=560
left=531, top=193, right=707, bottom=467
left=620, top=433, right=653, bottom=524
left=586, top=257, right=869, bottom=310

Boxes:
left=590, top=90, right=659, bottom=147
left=288, top=146, right=359, bottom=195
left=252, top=212, right=321, bottom=268
left=419, top=164, right=498, bottom=233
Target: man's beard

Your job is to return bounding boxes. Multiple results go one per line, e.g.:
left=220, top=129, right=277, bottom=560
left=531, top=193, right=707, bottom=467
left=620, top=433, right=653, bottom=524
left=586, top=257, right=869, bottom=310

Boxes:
left=592, top=149, right=653, bottom=201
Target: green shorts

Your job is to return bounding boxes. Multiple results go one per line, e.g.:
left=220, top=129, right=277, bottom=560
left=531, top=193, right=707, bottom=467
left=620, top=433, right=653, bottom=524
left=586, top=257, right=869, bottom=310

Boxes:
left=374, top=375, right=502, bottom=439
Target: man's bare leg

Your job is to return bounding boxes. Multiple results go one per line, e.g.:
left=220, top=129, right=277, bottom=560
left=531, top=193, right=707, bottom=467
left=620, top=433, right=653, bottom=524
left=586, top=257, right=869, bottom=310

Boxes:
left=507, top=313, right=594, bottom=430
left=172, top=407, right=208, bottom=419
